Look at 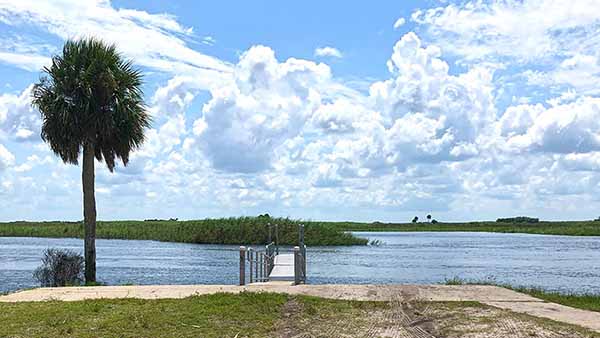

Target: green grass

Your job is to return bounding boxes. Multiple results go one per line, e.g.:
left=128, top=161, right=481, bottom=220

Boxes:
left=0, top=217, right=368, bottom=246
left=331, top=220, right=600, bottom=236
left=0, top=293, right=386, bottom=338
left=510, top=287, right=600, bottom=313
left=2, top=293, right=596, bottom=337
left=444, top=277, right=600, bottom=312
left=0, top=292, right=286, bottom=338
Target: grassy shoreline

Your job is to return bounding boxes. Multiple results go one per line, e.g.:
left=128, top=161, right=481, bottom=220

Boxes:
left=445, top=277, right=600, bottom=313
left=2, top=218, right=600, bottom=246
left=0, top=217, right=368, bottom=246
left=331, top=220, right=600, bottom=236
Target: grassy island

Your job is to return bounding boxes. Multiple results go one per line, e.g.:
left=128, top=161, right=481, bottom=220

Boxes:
left=0, top=217, right=368, bottom=246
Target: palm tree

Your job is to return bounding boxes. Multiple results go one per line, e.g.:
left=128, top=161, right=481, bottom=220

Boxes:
left=32, top=38, right=150, bottom=283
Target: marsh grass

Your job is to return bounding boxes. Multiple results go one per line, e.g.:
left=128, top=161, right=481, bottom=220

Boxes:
left=0, top=217, right=368, bottom=246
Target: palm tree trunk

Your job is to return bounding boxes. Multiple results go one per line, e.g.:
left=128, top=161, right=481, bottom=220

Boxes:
left=82, top=143, right=97, bottom=283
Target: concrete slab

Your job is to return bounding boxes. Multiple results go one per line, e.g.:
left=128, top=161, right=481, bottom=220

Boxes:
left=2, top=284, right=599, bottom=332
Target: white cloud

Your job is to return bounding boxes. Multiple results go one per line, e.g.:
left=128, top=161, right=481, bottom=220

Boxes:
left=504, top=97, right=600, bottom=154
left=0, top=0, right=233, bottom=89
left=366, top=32, right=495, bottom=165
left=0, top=51, right=50, bottom=71
left=497, top=104, right=545, bottom=137
left=0, top=85, right=40, bottom=142
left=314, top=46, right=343, bottom=58
left=412, top=0, right=600, bottom=63
left=150, top=76, right=198, bottom=117
left=393, top=17, right=405, bottom=29
left=311, top=99, right=376, bottom=134
left=559, top=152, right=600, bottom=172
left=136, top=76, right=200, bottom=159
left=195, top=45, right=331, bottom=173
left=3, top=1, right=600, bottom=221
left=0, top=143, right=14, bottom=170
left=524, top=54, right=600, bottom=95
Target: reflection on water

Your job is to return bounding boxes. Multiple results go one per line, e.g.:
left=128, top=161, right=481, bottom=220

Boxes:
left=1, top=232, right=599, bottom=293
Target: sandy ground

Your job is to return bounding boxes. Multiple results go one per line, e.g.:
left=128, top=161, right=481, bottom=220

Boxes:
left=2, top=283, right=599, bottom=333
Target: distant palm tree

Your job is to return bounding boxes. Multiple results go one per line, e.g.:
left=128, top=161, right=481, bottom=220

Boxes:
left=32, top=38, right=150, bottom=283
left=427, top=214, right=432, bottom=222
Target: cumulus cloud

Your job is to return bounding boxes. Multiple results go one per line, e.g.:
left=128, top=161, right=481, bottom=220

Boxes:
left=559, top=152, right=600, bottom=172
left=134, top=76, right=201, bottom=161
left=504, top=97, right=600, bottom=154
left=194, top=45, right=330, bottom=173
left=366, top=32, right=495, bottom=166
left=191, top=32, right=497, bottom=182
left=314, top=46, right=343, bottom=58
left=3, top=0, right=600, bottom=220
left=0, top=85, right=40, bottom=142
left=150, top=76, right=198, bottom=117
left=311, top=99, right=377, bottom=134
left=497, top=104, right=545, bottom=137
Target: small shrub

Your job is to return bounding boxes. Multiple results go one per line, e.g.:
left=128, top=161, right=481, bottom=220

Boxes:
left=33, top=248, right=84, bottom=287
left=444, top=276, right=466, bottom=285
left=431, top=219, right=438, bottom=224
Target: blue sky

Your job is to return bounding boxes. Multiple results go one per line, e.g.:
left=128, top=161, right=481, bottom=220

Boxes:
left=1, top=0, right=600, bottom=222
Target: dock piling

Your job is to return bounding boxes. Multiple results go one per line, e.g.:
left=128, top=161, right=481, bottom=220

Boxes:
left=239, top=246, right=246, bottom=286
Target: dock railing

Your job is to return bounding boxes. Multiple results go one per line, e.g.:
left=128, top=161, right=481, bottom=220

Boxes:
left=239, top=242, right=276, bottom=285
left=239, top=223, right=307, bottom=285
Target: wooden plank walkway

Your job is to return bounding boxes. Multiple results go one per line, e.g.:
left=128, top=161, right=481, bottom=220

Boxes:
left=268, top=254, right=295, bottom=281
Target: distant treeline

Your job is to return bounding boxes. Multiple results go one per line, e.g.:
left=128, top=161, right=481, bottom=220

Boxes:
left=0, top=216, right=368, bottom=246
left=327, top=219, right=600, bottom=236
left=496, top=216, right=539, bottom=223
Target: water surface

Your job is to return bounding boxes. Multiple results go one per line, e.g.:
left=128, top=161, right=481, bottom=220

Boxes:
left=1, top=232, right=599, bottom=294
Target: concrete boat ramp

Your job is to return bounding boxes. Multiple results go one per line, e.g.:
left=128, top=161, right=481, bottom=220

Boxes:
left=1, top=284, right=599, bottom=333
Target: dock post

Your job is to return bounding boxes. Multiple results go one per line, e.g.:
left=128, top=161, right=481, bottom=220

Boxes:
left=275, top=224, right=279, bottom=255
left=294, top=246, right=301, bottom=285
left=302, top=245, right=306, bottom=282
left=239, top=246, right=246, bottom=286
left=249, top=248, right=253, bottom=284
left=299, top=223, right=304, bottom=246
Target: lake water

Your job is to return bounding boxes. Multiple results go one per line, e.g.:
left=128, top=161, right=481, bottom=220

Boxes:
left=1, top=232, right=599, bottom=294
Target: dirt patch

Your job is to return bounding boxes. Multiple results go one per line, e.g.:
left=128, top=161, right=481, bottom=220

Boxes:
left=276, top=299, right=597, bottom=338
left=277, top=297, right=306, bottom=338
